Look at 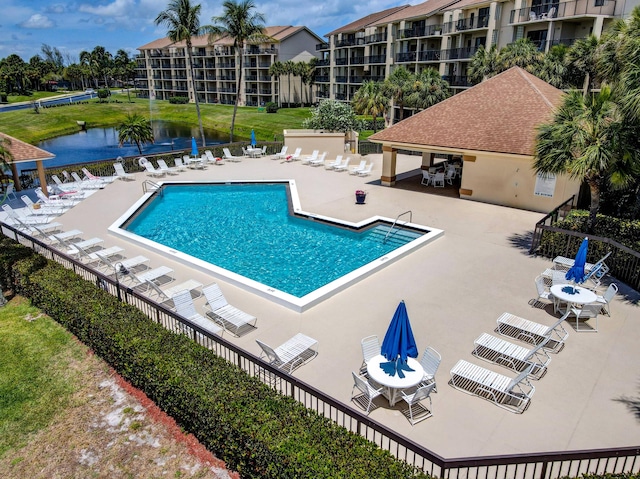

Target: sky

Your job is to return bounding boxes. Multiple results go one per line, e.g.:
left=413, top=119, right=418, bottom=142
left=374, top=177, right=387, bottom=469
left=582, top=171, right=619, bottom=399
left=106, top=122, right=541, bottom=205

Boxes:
left=1, top=0, right=408, bottom=62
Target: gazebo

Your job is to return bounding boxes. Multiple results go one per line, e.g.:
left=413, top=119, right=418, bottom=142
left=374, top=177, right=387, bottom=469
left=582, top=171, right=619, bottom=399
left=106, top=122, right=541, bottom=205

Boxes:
left=0, top=132, right=55, bottom=196
left=369, top=67, right=581, bottom=212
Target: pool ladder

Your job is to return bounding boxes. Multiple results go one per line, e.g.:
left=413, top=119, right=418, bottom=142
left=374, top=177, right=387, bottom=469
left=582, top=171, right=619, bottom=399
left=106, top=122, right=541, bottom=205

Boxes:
left=383, top=210, right=412, bottom=244
left=142, top=180, right=163, bottom=196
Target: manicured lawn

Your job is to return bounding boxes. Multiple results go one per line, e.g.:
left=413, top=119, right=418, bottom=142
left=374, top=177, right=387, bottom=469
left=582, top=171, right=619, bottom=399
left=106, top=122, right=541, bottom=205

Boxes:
left=5, top=91, right=64, bottom=104
left=0, top=297, right=82, bottom=457
left=0, top=92, right=311, bottom=144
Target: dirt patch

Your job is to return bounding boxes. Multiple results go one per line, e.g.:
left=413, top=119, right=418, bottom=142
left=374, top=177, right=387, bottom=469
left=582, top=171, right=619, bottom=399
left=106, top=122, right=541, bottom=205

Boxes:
left=0, top=335, right=239, bottom=479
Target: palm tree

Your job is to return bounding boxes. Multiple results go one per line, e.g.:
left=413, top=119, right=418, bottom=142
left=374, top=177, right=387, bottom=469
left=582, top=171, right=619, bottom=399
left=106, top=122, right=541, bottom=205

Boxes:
left=283, top=60, right=295, bottom=107
left=406, top=68, right=451, bottom=111
left=467, top=44, right=500, bottom=84
left=0, top=136, right=13, bottom=175
left=268, top=61, right=284, bottom=107
left=118, top=113, right=154, bottom=154
left=303, top=58, right=318, bottom=106
left=382, top=67, right=414, bottom=122
left=538, top=44, right=570, bottom=89
left=499, top=38, right=543, bottom=73
left=566, top=35, right=599, bottom=95
left=351, top=81, right=389, bottom=132
left=208, top=0, right=267, bottom=142
left=534, top=87, right=638, bottom=231
left=155, top=0, right=207, bottom=147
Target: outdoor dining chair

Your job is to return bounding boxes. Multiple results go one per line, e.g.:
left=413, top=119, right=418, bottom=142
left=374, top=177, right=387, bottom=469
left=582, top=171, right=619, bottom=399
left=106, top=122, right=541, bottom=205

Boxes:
left=401, top=382, right=436, bottom=425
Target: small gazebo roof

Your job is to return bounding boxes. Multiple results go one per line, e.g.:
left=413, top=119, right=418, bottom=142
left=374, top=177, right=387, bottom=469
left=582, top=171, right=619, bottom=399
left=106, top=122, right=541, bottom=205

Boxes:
left=369, top=67, right=565, bottom=157
left=0, top=132, right=55, bottom=164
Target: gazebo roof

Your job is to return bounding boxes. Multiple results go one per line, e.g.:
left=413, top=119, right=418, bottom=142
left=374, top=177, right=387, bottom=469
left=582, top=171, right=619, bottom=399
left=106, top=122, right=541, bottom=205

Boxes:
left=369, top=67, right=565, bottom=157
left=0, top=132, right=55, bottom=164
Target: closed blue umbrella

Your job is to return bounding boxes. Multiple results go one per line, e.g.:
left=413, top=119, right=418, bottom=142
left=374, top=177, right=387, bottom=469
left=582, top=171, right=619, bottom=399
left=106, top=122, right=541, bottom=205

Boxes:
left=191, top=137, right=198, bottom=157
left=380, top=301, right=418, bottom=378
left=250, top=129, right=256, bottom=147
left=565, top=237, right=589, bottom=283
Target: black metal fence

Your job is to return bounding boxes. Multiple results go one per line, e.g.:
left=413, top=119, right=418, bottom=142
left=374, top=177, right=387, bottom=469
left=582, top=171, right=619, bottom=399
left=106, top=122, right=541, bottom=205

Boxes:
left=1, top=222, right=639, bottom=479
left=530, top=196, right=640, bottom=292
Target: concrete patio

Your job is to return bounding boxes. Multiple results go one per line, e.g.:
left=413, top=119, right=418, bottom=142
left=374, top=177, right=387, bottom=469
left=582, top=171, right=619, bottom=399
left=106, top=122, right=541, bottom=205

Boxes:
left=4, top=153, right=639, bottom=459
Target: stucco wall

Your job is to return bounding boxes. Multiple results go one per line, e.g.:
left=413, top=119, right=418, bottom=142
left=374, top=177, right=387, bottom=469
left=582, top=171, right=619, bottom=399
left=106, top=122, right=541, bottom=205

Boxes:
left=459, top=153, right=581, bottom=212
left=283, top=130, right=346, bottom=159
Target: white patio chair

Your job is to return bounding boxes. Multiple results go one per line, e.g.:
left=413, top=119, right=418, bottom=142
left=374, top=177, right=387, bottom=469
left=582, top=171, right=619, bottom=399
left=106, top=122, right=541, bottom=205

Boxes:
left=357, top=163, right=373, bottom=177
left=144, top=162, right=165, bottom=177
left=173, top=158, right=187, bottom=171
left=568, top=303, right=601, bottom=332
left=256, top=333, right=318, bottom=373
left=595, top=283, right=617, bottom=316
left=325, top=156, right=343, bottom=170
left=360, top=335, right=380, bottom=374
left=450, top=359, right=535, bottom=414
left=534, top=275, right=555, bottom=310
left=432, top=172, right=445, bottom=187
left=146, top=279, right=203, bottom=309
left=349, top=160, right=366, bottom=175
left=222, top=147, right=242, bottom=162
left=5, top=182, right=17, bottom=201
left=301, top=150, right=319, bottom=165
left=113, top=163, right=135, bottom=181
left=421, top=170, right=433, bottom=186
left=444, top=167, right=456, bottom=184
left=472, top=333, right=551, bottom=380
left=401, top=382, right=436, bottom=425
left=496, top=311, right=569, bottom=353
left=202, top=283, right=257, bottom=336
left=157, top=159, right=179, bottom=175
left=333, top=157, right=351, bottom=172
left=309, top=152, right=327, bottom=167
left=419, top=346, right=441, bottom=390
left=351, top=371, right=383, bottom=415
left=273, top=145, right=288, bottom=160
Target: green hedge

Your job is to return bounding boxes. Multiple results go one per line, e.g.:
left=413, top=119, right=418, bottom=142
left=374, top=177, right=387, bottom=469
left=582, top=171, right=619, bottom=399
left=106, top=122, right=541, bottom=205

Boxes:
left=1, top=238, right=428, bottom=479
left=553, top=211, right=640, bottom=251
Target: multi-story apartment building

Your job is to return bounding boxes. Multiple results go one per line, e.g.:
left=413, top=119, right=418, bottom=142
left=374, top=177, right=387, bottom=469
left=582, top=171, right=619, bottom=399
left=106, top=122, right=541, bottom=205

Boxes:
left=316, top=0, right=636, bottom=104
left=136, top=26, right=323, bottom=107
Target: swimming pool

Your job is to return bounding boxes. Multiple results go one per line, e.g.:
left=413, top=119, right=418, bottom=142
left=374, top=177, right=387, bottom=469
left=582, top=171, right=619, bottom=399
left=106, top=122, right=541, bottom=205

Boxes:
left=111, top=181, right=443, bottom=311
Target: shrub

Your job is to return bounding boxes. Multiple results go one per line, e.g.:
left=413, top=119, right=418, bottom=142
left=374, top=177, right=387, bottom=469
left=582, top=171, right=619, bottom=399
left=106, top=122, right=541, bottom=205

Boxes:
left=265, top=102, right=278, bottom=113
left=0, top=92, right=7, bottom=103
left=169, top=96, right=189, bottom=104
left=1, top=241, right=429, bottom=479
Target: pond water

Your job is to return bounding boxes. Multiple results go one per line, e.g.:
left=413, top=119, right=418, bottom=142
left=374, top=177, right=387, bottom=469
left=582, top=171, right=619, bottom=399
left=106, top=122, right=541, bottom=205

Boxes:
left=19, top=121, right=228, bottom=173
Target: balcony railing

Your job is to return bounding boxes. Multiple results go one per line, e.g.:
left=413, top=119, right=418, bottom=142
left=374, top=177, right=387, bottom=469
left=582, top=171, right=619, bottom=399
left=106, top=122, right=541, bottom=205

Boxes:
left=316, top=59, right=330, bottom=66
left=336, top=76, right=348, bottom=83
left=350, top=56, right=365, bottom=65
left=364, top=75, right=386, bottom=82
left=395, top=51, right=417, bottom=62
left=440, top=45, right=479, bottom=60
left=456, top=15, right=490, bottom=31
left=316, top=91, right=330, bottom=98
left=366, top=55, right=387, bottom=64
left=315, top=75, right=330, bottom=83
left=335, top=58, right=348, bottom=65
left=510, top=0, right=616, bottom=23
left=418, top=50, right=441, bottom=62
left=336, top=38, right=356, bottom=47
left=365, top=32, right=388, bottom=44
left=316, top=42, right=330, bottom=50
left=442, top=75, right=472, bottom=86
left=399, top=26, right=426, bottom=38
left=349, top=76, right=363, bottom=84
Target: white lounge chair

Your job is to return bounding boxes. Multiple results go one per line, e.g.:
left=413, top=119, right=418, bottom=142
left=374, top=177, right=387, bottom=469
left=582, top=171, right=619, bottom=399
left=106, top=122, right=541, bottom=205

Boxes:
left=157, top=159, right=179, bottom=175
left=325, top=156, right=343, bottom=170
left=172, top=290, right=222, bottom=337
left=53, top=233, right=104, bottom=258
left=125, top=265, right=175, bottom=290
left=82, top=167, right=116, bottom=184
left=174, top=158, right=187, bottom=171
left=301, top=150, right=319, bottom=165
left=71, top=171, right=104, bottom=189
left=222, top=148, right=242, bottom=162
left=309, top=152, right=328, bottom=167
left=41, top=228, right=83, bottom=244
left=553, top=251, right=611, bottom=273
left=146, top=279, right=203, bottom=309
left=34, top=188, right=80, bottom=207
left=256, top=333, right=318, bottom=373
left=450, top=359, right=535, bottom=413
left=349, top=160, right=366, bottom=175
left=4, top=182, right=17, bottom=201
left=144, top=162, right=165, bottom=177
left=202, top=283, right=257, bottom=336
left=287, top=147, right=302, bottom=161
left=333, top=157, right=351, bottom=172
left=22, top=194, right=71, bottom=215
left=273, top=145, right=288, bottom=160
left=358, top=163, right=373, bottom=177
left=351, top=371, right=383, bottom=415
left=472, top=333, right=550, bottom=380
left=3, top=211, right=62, bottom=237
left=401, top=382, right=436, bottom=425
left=113, top=163, right=135, bottom=181
left=2, top=204, right=58, bottom=224
left=496, top=311, right=569, bottom=353
left=95, top=252, right=150, bottom=275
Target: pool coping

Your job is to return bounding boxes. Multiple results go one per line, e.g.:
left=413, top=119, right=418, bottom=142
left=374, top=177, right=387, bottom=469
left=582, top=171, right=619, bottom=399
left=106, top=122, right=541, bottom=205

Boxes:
left=108, top=179, right=444, bottom=312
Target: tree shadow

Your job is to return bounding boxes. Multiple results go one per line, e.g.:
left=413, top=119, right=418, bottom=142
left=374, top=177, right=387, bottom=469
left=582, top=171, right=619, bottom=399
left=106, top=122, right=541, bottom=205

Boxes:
left=508, top=230, right=534, bottom=254
left=614, top=384, right=640, bottom=422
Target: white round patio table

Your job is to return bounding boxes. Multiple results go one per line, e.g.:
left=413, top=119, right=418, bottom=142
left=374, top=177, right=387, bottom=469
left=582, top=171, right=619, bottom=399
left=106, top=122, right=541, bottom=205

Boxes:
left=550, top=284, right=597, bottom=314
left=366, top=354, right=424, bottom=406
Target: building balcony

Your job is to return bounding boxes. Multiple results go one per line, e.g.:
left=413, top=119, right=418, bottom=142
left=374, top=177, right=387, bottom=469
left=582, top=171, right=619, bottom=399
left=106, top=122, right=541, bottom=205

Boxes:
left=335, top=58, right=348, bottom=65
left=399, top=26, right=426, bottom=38
left=442, top=75, right=471, bottom=87
left=336, top=38, right=356, bottom=47
left=349, top=76, right=363, bottom=84
left=317, top=90, right=330, bottom=98
left=336, top=76, right=348, bottom=83
left=396, top=52, right=417, bottom=63
left=245, top=75, right=258, bottom=81
left=510, top=0, right=616, bottom=24
left=366, top=54, right=387, bottom=64
left=218, top=75, right=236, bottom=81
left=440, top=45, right=479, bottom=60
left=350, top=56, right=365, bottom=65
left=316, top=58, right=330, bottom=66
left=259, top=89, right=272, bottom=95
left=335, top=93, right=347, bottom=100
left=316, top=42, right=330, bottom=50
left=365, top=32, right=388, bottom=44
left=218, top=87, right=237, bottom=93
left=259, top=76, right=271, bottom=82
left=364, top=75, right=386, bottom=82
left=418, top=50, right=441, bottom=62
left=218, top=63, right=236, bottom=68
left=455, top=15, right=490, bottom=31
left=315, top=75, right=330, bottom=83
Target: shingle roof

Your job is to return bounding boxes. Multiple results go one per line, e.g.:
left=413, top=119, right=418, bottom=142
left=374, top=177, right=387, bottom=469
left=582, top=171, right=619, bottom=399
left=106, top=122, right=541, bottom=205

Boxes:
left=0, top=132, right=55, bottom=164
left=137, top=37, right=176, bottom=50
left=370, top=0, right=460, bottom=26
left=369, top=67, right=565, bottom=156
left=325, top=5, right=412, bottom=36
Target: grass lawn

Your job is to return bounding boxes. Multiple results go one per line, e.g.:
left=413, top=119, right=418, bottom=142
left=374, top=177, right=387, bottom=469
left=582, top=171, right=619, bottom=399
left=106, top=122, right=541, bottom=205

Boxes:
left=5, top=91, right=63, bottom=104
left=0, top=92, right=311, bottom=144
left=0, top=296, right=81, bottom=457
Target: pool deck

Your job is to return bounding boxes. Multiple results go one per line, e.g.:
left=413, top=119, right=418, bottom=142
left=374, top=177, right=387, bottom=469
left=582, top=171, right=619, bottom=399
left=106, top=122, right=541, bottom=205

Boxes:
left=5, top=153, right=639, bottom=459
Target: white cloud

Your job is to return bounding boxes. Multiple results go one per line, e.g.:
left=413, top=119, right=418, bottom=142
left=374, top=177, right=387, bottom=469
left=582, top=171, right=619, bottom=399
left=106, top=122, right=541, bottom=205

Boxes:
left=20, top=14, right=55, bottom=29
left=78, top=0, right=135, bottom=17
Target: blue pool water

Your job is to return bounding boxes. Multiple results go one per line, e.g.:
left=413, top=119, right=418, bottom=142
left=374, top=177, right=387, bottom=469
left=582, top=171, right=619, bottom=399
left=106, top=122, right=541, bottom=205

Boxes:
left=124, top=183, right=424, bottom=298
